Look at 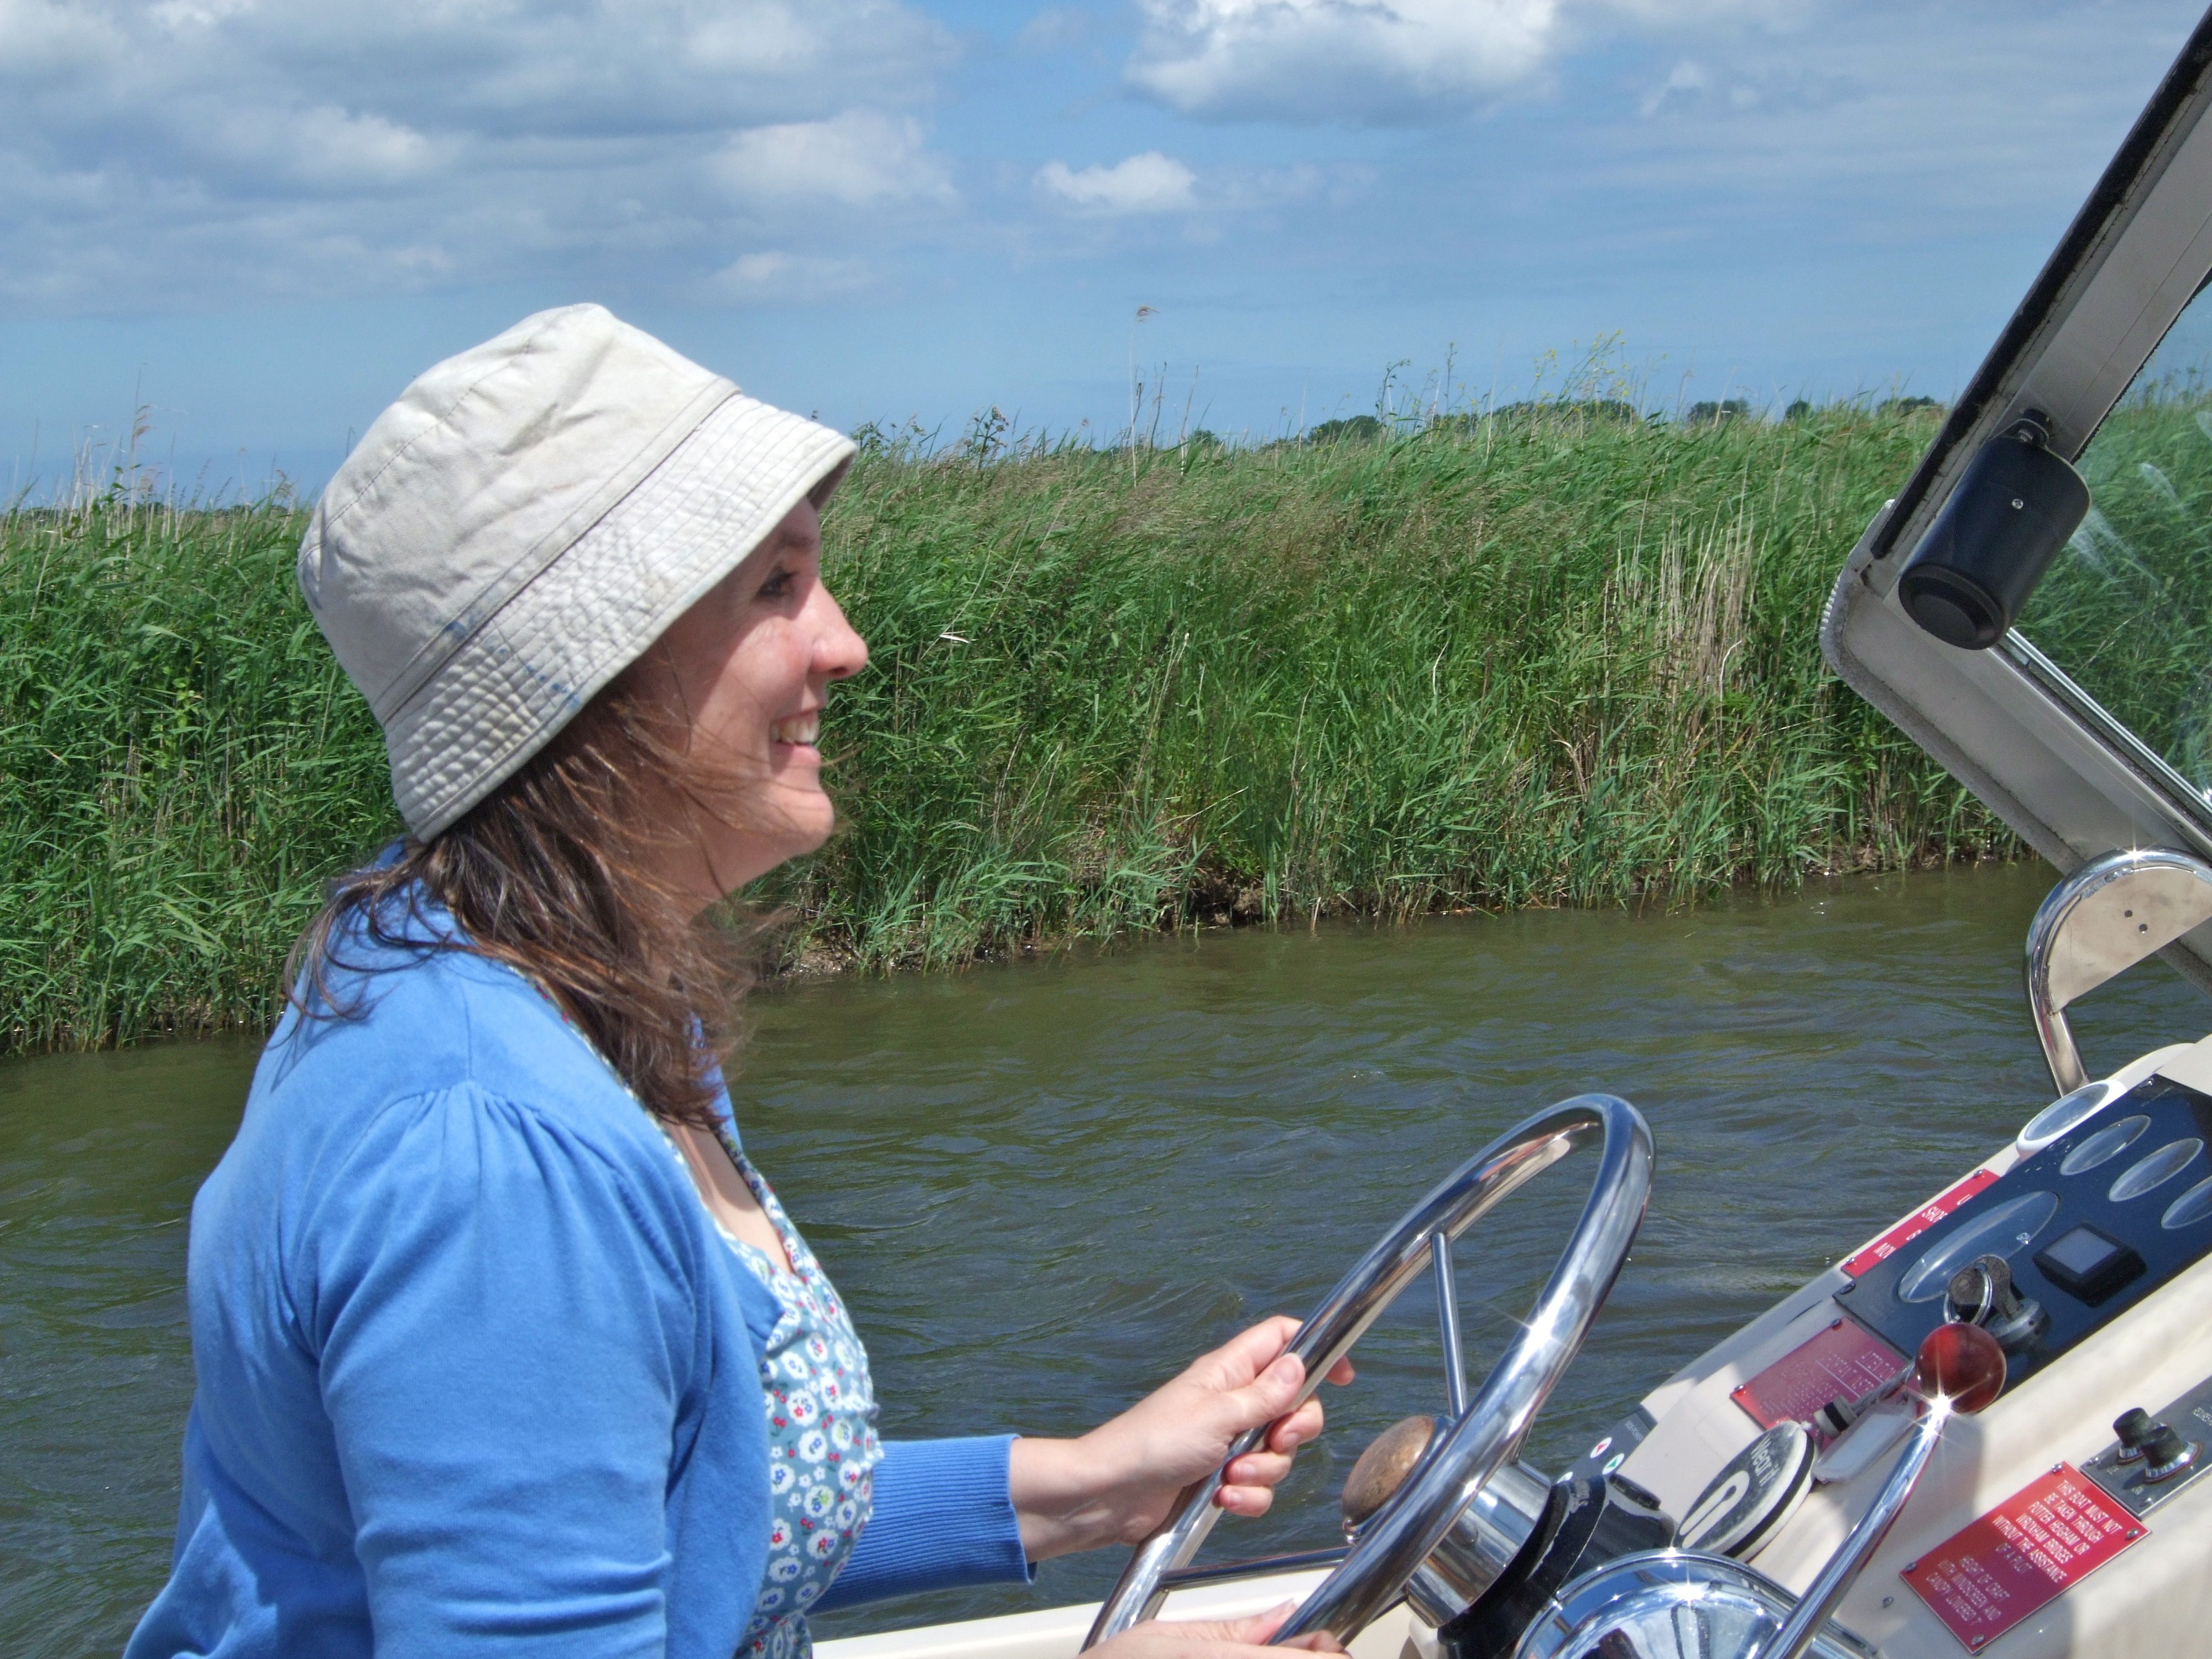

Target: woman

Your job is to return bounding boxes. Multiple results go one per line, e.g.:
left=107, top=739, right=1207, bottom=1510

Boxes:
left=127, top=305, right=1350, bottom=1659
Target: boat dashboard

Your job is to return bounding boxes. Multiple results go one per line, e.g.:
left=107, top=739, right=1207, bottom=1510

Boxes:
left=1844, top=1066, right=2212, bottom=1400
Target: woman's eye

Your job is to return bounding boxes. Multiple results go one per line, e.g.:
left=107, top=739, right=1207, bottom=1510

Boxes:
left=757, top=568, right=796, bottom=601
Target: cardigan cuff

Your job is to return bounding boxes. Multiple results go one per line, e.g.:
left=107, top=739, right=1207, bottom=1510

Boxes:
left=813, top=1435, right=1034, bottom=1612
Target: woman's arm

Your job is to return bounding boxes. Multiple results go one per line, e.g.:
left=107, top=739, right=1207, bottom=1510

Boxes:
left=817, top=1319, right=1347, bottom=1614
left=1008, top=1318, right=1353, bottom=1561
left=812, top=1437, right=1031, bottom=1611
left=309, top=1086, right=733, bottom=1656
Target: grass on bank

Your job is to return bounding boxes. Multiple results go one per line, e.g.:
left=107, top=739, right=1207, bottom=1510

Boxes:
left=2016, top=388, right=2212, bottom=788
left=1, top=403, right=2009, bottom=1052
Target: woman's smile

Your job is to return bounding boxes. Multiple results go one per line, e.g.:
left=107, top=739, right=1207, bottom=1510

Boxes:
left=768, top=707, right=823, bottom=757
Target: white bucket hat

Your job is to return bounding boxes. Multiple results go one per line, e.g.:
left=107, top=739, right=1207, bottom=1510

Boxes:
left=298, top=302, right=855, bottom=839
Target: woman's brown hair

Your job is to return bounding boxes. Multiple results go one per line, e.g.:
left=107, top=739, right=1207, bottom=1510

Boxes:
left=285, top=675, right=758, bottom=1132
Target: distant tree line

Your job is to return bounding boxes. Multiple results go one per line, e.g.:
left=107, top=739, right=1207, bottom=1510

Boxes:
left=1297, top=394, right=1945, bottom=444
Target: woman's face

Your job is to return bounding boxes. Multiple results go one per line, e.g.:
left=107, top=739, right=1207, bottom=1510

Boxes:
left=633, top=497, right=868, bottom=908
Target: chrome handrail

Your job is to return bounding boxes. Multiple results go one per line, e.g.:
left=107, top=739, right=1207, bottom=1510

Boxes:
left=1759, top=1398, right=1947, bottom=1659
left=2026, top=847, right=2212, bottom=1093
left=1156, top=1546, right=1349, bottom=1593
left=1760, top=1324, right=2005, bottom=1659
left=1081, top=1093, right=1652, bottom=1650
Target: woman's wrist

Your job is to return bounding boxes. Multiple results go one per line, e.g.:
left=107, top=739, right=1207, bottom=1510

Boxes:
left=1008, top=1432, right=1155, bottom=1561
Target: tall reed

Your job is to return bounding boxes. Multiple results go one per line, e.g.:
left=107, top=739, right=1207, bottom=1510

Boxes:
left=2, top=404, right=2002, bottom=1051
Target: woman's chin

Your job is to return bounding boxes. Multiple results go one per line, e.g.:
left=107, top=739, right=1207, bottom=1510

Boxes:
left=768, top=800, right=839, bottom=862
left=697, top=773, right=839, bottom=888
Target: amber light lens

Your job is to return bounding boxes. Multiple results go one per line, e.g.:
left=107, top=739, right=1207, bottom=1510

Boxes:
left=1912, top=1322, right=2007, bottom=1414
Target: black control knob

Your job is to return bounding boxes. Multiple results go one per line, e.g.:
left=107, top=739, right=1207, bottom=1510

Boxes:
left=2142, top=1422, right=2191, bottom=1469
left=2115, top=1407, right=2155, bottom=1463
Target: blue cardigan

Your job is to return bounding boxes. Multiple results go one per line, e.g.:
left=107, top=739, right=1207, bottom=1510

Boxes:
left=126, top=904, right=1031, bottom=1658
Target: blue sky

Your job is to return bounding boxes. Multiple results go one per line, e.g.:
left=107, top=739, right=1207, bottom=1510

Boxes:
left=2, top=0, right=2203, bottom=497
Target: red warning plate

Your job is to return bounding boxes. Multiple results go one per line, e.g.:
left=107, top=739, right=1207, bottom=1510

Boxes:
left=1841, top=1167, right=2002, bottom=1278
left=1902, top=1463, right=2144, bottom=1651
left=1731, top=1317, right=1906, bottom=1429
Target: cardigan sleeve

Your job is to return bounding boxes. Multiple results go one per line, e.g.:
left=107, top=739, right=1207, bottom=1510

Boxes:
left=812, top=1436, right=1034, bottom=1611
left=301, top=1084, right=719, bottom=1655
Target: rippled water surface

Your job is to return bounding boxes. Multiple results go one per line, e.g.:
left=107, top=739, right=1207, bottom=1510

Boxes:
left=7, top=863, right=2206, bottom=1655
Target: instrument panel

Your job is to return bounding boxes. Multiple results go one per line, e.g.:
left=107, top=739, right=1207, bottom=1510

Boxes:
left=1840, top=1075, right=2212, bottom=1388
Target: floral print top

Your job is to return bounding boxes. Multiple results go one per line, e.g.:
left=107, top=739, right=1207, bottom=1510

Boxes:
left=524, top=979, right=880, bottom=1658
left=702, top=1136, right=882, bottom=1659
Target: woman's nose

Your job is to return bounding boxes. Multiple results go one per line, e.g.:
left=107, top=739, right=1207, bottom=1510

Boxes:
left=813, top=585, right=869, bottom=682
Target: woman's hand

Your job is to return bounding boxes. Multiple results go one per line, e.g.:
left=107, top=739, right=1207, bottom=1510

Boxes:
left=1009, top=1317, right=1357, bottom=1561
left=1088, top=1604, right=1345, bottom=1657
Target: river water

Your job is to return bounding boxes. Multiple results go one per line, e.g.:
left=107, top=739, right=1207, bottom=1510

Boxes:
left=5, top=862, right=2206, bottom=1656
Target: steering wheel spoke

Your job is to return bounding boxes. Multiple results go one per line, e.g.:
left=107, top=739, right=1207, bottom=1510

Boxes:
left=1432, top=1228, right=1470, bottom=1420
left=1156, top=1545, right=1352, bottom=1594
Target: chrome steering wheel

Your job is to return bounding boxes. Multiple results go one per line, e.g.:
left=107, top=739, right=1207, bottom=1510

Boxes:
left=1083, top=1093, right=1653, bottom=1650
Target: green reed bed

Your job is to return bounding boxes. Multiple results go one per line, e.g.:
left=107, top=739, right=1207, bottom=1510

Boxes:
left=2017, top=390, right=2212, bottom=785
left=1, top=499, right=390, bottom=1050
left=1, top=405, right=2004, bottom=1050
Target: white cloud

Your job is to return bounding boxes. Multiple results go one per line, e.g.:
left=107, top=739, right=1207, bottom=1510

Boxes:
left=0, top=0, right=959, bottom=309
left=0, top=0, right=111, bottom=74
left=208, top=104, right=449, bottom=191
left=709, top=250, right=876, bottom=301
left=716, top=113, right=954, bottom=208
left=1641, top=58, right=1711, bottom=116
left=1126, top=0, right=1809, bottom=122
left=1128, top=0, right=1563, bottom=119
left=1037, top=152, right=1199, bottom=215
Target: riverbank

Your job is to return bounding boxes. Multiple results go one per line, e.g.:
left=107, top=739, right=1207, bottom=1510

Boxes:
left=0, top=404, right=2006, bottom=1051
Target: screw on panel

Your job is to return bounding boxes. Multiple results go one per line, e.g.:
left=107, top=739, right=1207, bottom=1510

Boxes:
left=1881, top=1597, right=1895, bottom=1609
left=1903, top=1561, right=1919, bottom=1572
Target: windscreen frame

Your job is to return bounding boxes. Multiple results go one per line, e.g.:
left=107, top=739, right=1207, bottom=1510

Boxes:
left=1823, top=8, right=2212, bottom=997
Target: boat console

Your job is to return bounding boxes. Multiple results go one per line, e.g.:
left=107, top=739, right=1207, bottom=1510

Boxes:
left=820, top=10, right=2212, bottom=1658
